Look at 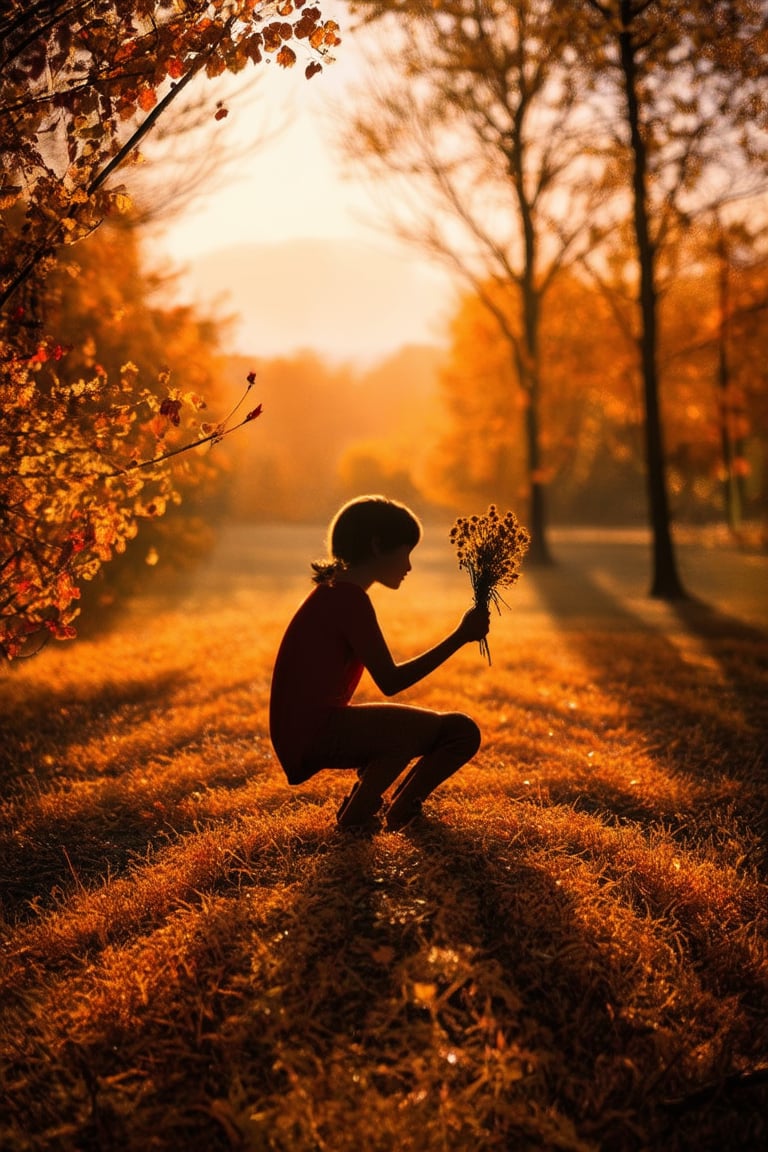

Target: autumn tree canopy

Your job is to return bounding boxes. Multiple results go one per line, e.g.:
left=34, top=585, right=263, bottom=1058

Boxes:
left=0, top=0, right=341, bottom=658
left=0, top=221, right=266, bottom=659
left=345, top=0, right=768, bottom=593
left=1, top=1, right=340, bottom=308
left=340, top=0, right=610, bottom=563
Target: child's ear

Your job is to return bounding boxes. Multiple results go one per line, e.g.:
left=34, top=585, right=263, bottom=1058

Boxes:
left=370, top=536, right=382, bottom=557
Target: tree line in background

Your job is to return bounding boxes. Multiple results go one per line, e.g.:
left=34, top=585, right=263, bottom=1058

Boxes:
left=226, top=232, right=768, bottom=530
left=343, top=0, right=768, bottom=590
left=1, top=0, right=767, bottom=658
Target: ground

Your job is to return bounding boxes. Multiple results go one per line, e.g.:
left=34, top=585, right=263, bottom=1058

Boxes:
left=1, top=524, right=766, bottom=1151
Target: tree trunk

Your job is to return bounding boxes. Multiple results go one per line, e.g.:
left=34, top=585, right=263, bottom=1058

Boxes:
left=618, top=8, right=686, bottom=599
left=716, top=227, right=743, bottom=532
left=525, top=386, right=554, bottom=565
left=519, top=181, right=554, bottom=566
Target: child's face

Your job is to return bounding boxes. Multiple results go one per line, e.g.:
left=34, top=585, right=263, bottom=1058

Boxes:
left=373, top=544, right=413, bottom=590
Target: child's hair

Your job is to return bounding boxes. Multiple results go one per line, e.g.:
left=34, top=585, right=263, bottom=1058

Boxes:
left=311, top=495, right=422, bottom=584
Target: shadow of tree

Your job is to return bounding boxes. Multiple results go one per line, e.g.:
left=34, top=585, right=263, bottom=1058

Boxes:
left=528, top=562, right=768, bottom=872
left=4, top=804, right=765, bottom=1152
left=0, top=668, right=273, bottom=923
left=198, top=820, right=644, bottom=1148
left=400, top=816, right=765, bottom=1152
left=1, top=671, right=190, bottom=785
left=668, top=596, right=768, bottom=735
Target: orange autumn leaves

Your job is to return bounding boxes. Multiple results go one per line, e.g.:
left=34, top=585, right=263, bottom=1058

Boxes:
left=1, top=1, right=343, bottom=311
left=1, top=0, right=341, bottom=658
left=1, top=358, right=261, bottom=659
left=0, top=217, right=262, bottom=659
left=264, top=4, right=341, bottom=75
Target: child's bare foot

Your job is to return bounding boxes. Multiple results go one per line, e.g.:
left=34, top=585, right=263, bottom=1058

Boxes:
left=384, top=797, right=423, bottom=832
left=336, top=782, right=384, bottom=830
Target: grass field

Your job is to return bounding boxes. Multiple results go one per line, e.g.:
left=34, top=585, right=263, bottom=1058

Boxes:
left=2, top=524, right=767, bottom=1151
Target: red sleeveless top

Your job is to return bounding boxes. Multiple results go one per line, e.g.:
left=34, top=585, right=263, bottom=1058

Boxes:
left=268, top=581, right=379, bottom=783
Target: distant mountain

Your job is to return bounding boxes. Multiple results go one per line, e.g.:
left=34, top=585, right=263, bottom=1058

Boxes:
left=173, top=237, right=456, bottom=364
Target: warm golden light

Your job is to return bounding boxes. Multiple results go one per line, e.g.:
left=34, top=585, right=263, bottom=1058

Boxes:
left=2, top=525, right=766, bottom=1149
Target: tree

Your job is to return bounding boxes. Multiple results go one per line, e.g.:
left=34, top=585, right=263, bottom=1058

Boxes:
left=0, top=0, right=340, bottom=657
left=707, top=214, right=768, bottom=531
left=47, top=220, right=237, bottom=605
left=653, top=214, right=768, bottom=529
left=341, top=0, right=609, bottom=563
left=427, top=270, right=648, bottom=522
left=425, top=290, right=528, bottom=511
left=578, top=0, right=768, bottom=595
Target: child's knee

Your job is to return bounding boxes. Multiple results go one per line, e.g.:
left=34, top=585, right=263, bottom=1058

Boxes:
left=441, top=711, right=481, bottom=757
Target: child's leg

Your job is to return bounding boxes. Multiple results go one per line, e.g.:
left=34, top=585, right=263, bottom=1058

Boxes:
left=335, top=754, right=408, bottom=827
left=309, top=704, right=480, bottom=829
left=385, top=712, right=481, bottom=830
left=317, top=704, right=441, bottom=827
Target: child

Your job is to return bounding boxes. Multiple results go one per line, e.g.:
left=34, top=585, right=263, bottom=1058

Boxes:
left=268, top=495, right=489, bottom=832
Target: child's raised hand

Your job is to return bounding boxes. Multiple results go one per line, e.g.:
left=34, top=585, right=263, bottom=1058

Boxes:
left=458, top=604, right=490, bottom=643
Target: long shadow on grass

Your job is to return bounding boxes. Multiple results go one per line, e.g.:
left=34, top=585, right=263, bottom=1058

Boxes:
left=531, top=559, right=768, bottom=743
left=0, top=670, right=191, bottom=788
left=243, top=829, right=415, bottom=1049
left=5, top=808, right=763, bottom=1151
left=0, top=779, right=233, bottom=926
left=205, top=826, right=505, bottom=1144
left=0, top=666, right=262, bottom=923
left=402, top=816, right=766, bottom=1152
left=668, top=595, right=768, bottom=737
left=81, top=826, right=389, bottom=1152
left=243, top=815, right=763, bottom=1150
left=0, top=819, right=340, bottom=1152
left=529, top=561, right=768, bottom=868
left=212, top=819, right=658, bottom=1148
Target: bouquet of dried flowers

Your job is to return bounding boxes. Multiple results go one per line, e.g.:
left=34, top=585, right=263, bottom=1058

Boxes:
left=449, top=505, right=530, bottom=663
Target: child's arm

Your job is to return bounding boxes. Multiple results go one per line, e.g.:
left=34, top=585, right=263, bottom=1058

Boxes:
left=357, top=604, right=489, bottom=697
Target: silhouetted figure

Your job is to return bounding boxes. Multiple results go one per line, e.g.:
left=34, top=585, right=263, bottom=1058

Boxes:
left=269, top=495, right=488, bottom=831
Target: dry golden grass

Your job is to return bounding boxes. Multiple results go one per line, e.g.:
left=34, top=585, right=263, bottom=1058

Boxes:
left=1, top=526, right=767, bottom=1151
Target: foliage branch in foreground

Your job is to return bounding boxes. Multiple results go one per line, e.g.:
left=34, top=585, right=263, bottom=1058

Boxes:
left=1, top=1, right=340, bottom=660
left=0, top=0, right=340, bottom=306
left=1, top=347, right=262, bottom=660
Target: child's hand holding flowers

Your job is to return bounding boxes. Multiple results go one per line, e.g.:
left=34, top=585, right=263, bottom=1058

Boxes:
left=450, top=505, right=531, bottom=663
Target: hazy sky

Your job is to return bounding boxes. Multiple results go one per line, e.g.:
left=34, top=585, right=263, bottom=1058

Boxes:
left=154, top=5, right=457, bottom=360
